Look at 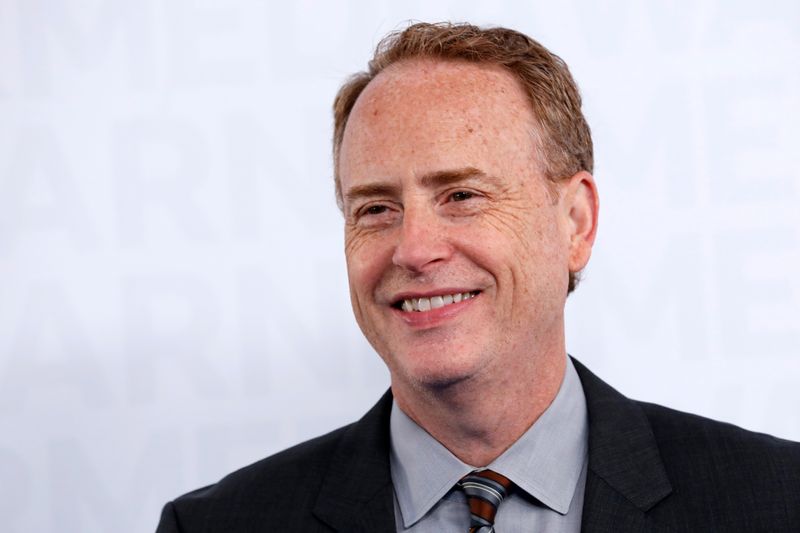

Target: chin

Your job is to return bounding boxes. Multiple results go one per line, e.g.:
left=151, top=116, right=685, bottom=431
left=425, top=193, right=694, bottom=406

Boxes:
left=415, top=372, right=474, bottom=392
left=394, top=352, right=483, bottom=393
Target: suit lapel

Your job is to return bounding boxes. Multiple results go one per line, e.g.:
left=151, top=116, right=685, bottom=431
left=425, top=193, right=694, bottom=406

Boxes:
left=573, top=359, right=675, bottom=532
left=312, top=391, right=396, bottom=533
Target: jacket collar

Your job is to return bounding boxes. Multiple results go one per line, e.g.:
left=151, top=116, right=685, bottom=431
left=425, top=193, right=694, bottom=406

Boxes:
left=572, top=358, right=675, bottom=532
left=313, top=390, right=396, bottom=533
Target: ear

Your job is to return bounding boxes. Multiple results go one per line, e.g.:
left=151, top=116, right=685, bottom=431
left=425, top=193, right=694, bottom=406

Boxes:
left=560, top=171, right=599, bottom=273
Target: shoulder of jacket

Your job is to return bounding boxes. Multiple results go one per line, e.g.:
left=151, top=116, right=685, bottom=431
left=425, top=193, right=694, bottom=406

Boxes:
left=637, top=400, right=800, bottom=473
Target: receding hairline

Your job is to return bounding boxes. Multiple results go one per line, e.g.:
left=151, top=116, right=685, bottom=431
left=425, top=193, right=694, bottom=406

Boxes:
left=348, top=57, right=534, bottom=118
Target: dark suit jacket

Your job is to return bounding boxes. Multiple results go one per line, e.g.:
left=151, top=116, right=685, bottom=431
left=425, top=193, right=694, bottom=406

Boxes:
left=156, top=359, right=800, bottom=532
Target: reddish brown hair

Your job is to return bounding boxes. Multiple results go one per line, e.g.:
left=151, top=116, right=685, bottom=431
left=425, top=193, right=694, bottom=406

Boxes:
left=333, top=22, right=593, bottom=292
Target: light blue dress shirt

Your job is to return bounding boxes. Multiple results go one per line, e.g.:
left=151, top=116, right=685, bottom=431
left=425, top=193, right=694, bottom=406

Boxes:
left=390, top=357, right=588, bottom=532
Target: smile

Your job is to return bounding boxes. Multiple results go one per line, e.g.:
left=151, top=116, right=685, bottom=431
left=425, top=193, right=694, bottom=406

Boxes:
left=395, top=291, right=479, bottom=312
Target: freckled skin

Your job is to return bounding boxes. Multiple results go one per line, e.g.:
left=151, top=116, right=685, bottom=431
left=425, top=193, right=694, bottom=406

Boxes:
left=339, top=59, right=597, bottom=465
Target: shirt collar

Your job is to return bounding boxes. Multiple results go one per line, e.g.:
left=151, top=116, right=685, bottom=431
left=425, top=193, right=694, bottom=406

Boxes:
left=389, top=357, right=588, bottom=527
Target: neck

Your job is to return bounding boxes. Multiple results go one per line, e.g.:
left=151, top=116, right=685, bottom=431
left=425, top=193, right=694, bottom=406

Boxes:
left=392, top=348, right=567, bottom=467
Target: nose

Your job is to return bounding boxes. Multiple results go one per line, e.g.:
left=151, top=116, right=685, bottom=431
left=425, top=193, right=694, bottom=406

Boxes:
left=391, top=206, right=452, bottom=273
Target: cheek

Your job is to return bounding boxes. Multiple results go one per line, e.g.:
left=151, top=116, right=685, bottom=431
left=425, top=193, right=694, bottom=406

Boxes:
left=345, top=231, right=393, bottom=295
left=345, top=251, right=379, bottom=333
left=478, top=210, right=567, bottom=289
left=475, top=208, right=555, bottom=259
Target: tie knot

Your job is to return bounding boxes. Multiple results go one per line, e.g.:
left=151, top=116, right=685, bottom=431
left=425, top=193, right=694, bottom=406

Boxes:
left=459, top=469, right=513, bottom=532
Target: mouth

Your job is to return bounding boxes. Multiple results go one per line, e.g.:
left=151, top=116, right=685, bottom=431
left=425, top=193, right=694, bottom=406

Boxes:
left=392, top=291, right=480, bottom=312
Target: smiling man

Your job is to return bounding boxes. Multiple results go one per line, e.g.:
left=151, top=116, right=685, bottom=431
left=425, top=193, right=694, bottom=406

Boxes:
left=157, top=22, right=800, bottom=533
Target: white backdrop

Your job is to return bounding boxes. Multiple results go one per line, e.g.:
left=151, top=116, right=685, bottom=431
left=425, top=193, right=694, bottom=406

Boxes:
left=1, top=1, right=798, bottom=532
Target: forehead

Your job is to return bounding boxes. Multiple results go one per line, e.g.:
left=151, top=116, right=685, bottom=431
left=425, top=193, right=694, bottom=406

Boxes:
left=358, top=59, right=529, bottom=114
left=338, top=59, right=540, bottom=187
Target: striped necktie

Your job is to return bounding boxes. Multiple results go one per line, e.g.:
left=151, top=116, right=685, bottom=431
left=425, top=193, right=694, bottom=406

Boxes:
left=459, top=469, right=514, bottom=532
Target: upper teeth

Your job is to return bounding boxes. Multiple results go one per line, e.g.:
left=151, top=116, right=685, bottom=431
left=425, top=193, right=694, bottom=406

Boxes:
left=400, top=292, right=476, bottom=312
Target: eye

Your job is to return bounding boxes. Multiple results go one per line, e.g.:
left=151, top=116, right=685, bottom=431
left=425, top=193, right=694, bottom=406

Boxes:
left=365, top=204, right=388, bottom=215
left=353, top=203, right=396, bottom=224
left=450, top=190, right=474, bottom=202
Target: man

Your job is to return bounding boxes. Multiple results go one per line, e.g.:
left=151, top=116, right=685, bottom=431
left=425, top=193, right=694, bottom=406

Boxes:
left=157, top=22, right=800, bottom=532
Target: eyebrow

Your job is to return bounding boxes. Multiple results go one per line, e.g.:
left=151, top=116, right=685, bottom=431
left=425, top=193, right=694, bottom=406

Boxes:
left=419, top=166, right=495, bottom=188
left=343, top=182, right=400, bottom=204
left=343, top=166, right=499, bottom=204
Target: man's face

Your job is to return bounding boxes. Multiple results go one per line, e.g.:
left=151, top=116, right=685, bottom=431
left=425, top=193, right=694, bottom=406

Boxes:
left=338, top=59, right=591, bottom=394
